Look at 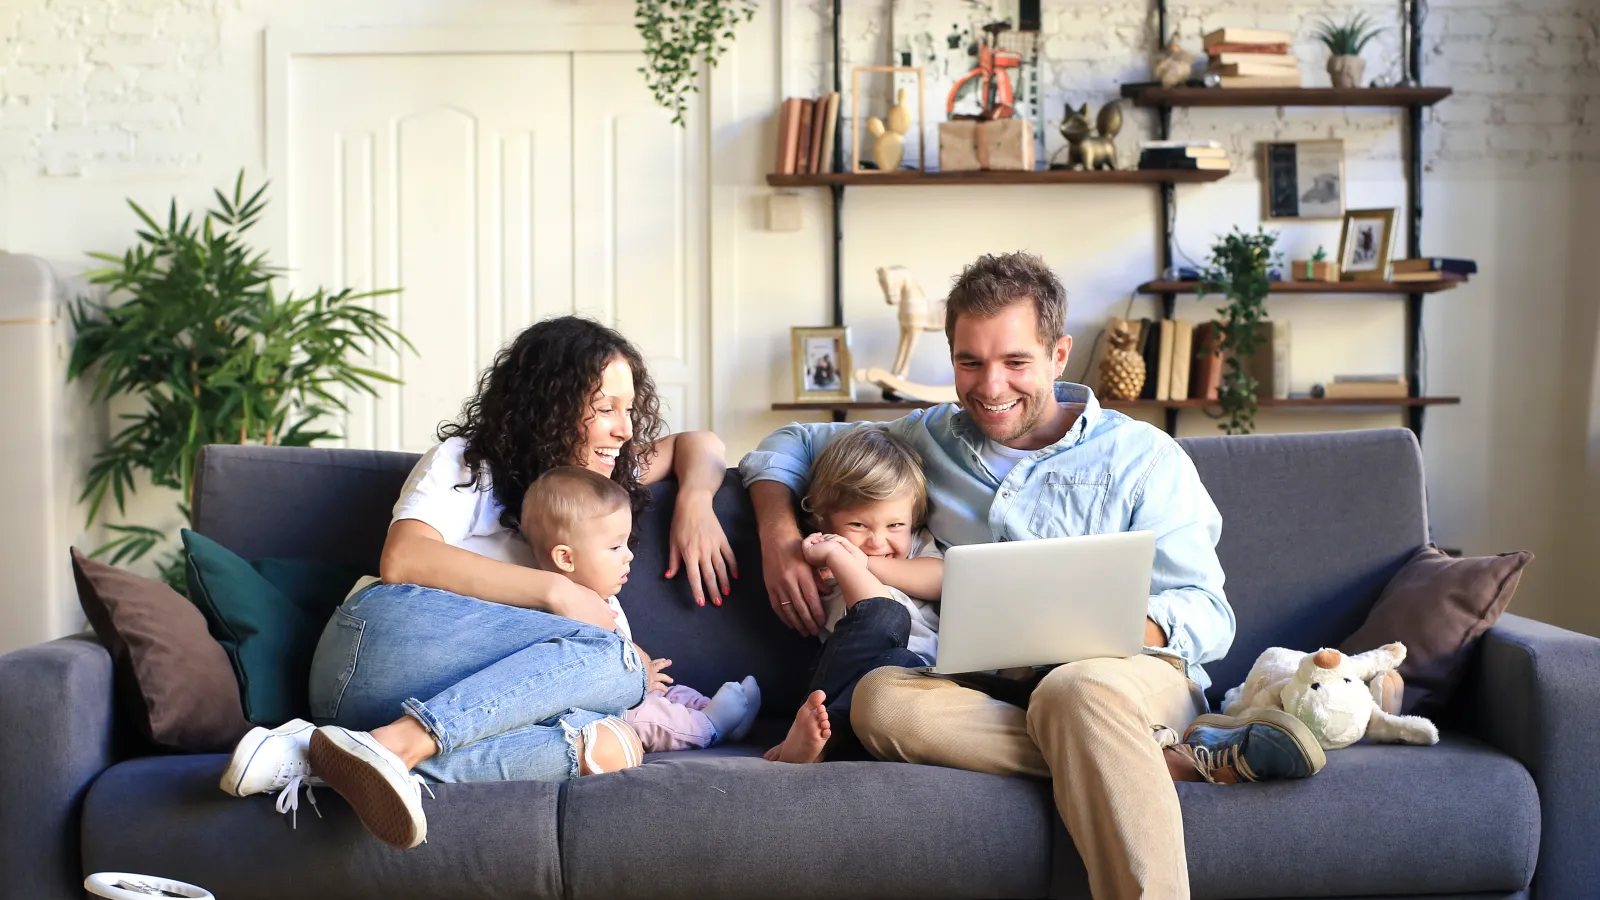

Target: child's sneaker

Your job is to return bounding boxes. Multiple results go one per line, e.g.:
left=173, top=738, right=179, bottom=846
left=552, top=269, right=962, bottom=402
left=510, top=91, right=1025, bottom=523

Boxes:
left=220, top=719, right=323, bottom=797
left=1171, top=707, right=1327, bottom=784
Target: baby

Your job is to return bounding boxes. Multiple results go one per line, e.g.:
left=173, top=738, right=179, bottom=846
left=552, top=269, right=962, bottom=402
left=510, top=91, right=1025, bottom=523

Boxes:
left=764, top=427, right=944, bottom=764
left=520, top=467, right=760, bottom=753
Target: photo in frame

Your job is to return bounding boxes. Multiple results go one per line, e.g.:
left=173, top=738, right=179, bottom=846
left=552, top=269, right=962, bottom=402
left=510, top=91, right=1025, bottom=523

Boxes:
left=1262, top=140, right=1345, bottom=219
left=791, top=326, right=855, bottom=402
left=1338, top=208, right=1398, bottom=281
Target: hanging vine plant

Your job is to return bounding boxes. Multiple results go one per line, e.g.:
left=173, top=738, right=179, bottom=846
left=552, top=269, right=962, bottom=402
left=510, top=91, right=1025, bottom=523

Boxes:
left=1197, top=227, right=1280, bottom=435
left=635, top=0, right=758, bottom=126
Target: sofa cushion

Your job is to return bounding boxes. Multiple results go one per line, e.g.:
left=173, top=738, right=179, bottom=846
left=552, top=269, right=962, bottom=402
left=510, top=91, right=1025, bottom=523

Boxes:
left=71, top=549, right=250, bottom=752
left=560, top=753, right=1054, bottom=900
left=1342, top=544, right=1532, bottom=715
left=182, top=530, right=366, bottom=724
left=82, top=754, right=563, bottom=900
left=1180, top=733, right=1538, bottom=899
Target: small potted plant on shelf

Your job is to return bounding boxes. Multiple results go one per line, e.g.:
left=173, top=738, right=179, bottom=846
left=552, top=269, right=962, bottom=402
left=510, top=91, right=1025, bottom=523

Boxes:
left=1198, top=227, right=1280, bottom=435
left=1314, top=13, right=1384, bottom=89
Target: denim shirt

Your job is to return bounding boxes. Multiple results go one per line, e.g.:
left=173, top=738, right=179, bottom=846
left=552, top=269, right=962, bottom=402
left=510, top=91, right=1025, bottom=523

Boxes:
left=738, top=382, right=1235, bottom=691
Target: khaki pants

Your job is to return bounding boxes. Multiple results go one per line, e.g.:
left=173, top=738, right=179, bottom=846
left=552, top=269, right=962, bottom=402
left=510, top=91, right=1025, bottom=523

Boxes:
left=851, top=656, right=1206, bottom=900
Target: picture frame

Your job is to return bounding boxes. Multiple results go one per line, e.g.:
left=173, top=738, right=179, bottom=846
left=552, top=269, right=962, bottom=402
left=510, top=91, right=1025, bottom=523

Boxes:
left=851, top=65, right=926, bottom=174
left=1261, top=140, right=1345, bottom=220
left=791, top=326, right=855, bottom=402
left=1337, top=208, right=1398, bottom=281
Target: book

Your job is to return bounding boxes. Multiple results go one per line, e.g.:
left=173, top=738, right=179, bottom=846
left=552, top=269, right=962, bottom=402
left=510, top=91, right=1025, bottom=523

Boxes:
left=1325, top=380, right=1408, bottom=399
left=1213, top=73, right=1303, bottom=88
left=1390, top=270, right=1467, bottom=284
left=1333, top=374, right=1406, bottom=383
left=806, top=94, right=829, bottom=175
left=1139, top=318, right=1160, bottom=400
left=1235, top=324, right=1275, bottom=400
left=1209, top=51, right=1299, bottom=66
left=1140, top=139, right=1224, bottom=150
left=1271, top=321, right=1291, bottom=400
left=1138, top=145, right=1229, bottom=159
left=1204, top=28, right=1295, bottom=48
left=1138, top=155, right=1232, bottom=170
left=1204, top=41, right=1291, bottom=54
left=1155, top=319, right=1176, bottom=401
left=1189, top=322, right=1224, bottom=400
left=795, top=99, right=815, bottom=175
left=817, top=92, right=840, bottom=174
left=1392, top=257, right=1478, bottom=275
left=774, top=98, right=802, bottom=174
left=1212, top=62, right=1303, bottom=78
left=1167, top=321, right=1193, bottom=402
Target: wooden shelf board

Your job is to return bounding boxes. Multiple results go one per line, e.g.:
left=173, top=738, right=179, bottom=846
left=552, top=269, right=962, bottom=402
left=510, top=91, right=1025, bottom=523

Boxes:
left=766, top=168, right=1229, bottom=187
left=1121, top=86, right=1453, bottom=107
left=1139, top=279, right=1463, bottom=295
left=773, top=397, right=1461, bottom=413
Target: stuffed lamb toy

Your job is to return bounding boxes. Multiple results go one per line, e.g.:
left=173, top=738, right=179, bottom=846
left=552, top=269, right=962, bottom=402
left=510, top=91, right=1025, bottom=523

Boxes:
left=1222, top=643, right=1440, bottom=750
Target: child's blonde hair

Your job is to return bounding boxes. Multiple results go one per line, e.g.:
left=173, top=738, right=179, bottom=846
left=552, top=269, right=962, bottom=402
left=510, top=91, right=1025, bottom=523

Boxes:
left=803, top=428, right=927, bottom=526
left=520, top=466, right=630, bottom=556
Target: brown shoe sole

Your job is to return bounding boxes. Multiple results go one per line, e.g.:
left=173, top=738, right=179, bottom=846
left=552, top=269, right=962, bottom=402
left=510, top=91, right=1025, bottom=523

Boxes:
left=1187, top=707, right=1329, bottom=776
left=308, top=730, right=424, bottom=849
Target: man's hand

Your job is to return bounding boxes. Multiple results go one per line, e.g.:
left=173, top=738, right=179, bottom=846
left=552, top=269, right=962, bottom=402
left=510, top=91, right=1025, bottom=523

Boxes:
left=635, top=643, right=674, bottom=694
left=550, top=578, right=619, bottom=631
left=1144, top=617, right=1168, bottom=648
left=762, top=533, right=826, bottom=637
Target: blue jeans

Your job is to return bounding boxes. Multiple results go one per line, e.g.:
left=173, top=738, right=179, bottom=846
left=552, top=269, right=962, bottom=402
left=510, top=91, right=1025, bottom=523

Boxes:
left=308, top=583, right=647, bottom=783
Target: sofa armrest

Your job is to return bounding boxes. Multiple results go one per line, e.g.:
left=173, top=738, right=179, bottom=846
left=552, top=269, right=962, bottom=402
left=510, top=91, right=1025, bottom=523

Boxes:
left=1453, top=613, right=1600, bottom=898
left=0, top=635, right=118, bottom=900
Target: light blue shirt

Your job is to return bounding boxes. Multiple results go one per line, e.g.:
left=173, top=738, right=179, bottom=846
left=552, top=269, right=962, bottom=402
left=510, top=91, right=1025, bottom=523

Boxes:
left=739, top=382, right=1236, bottom=691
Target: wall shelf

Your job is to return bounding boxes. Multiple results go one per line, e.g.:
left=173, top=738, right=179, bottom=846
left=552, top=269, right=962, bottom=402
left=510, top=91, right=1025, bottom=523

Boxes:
left=767, top=168, right=1229, bottom=187
left=1121, top=85, right=1453, bottom=107
left=774, top=397, right=1461, bottom=413
left=1139, top=279, right=1463, bottom=295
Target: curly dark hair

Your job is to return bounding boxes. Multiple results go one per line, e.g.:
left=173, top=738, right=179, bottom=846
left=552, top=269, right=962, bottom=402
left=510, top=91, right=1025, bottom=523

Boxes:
left=437, top=316, right=664, bottom=532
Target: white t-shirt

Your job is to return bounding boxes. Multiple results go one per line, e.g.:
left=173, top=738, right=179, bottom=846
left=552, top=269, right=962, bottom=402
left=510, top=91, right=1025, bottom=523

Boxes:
left=818, top=528, right=944, bottom=664
left=353, top=437, right=632, bottom=638
left=980, top=438, right=1034, bottom=482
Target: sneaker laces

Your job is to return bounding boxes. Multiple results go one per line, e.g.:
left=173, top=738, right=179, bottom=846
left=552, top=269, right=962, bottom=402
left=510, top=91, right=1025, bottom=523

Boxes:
left=274, top=774, right=322, bottom=829
left=1171, top=743, right=1256, bottom=784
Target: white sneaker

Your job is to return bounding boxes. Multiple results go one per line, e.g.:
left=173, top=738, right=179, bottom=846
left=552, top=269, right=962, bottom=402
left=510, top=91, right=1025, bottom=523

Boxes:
left=308, top=725, right=433, bottom=849
left=220, top=719, right=324, bottom=797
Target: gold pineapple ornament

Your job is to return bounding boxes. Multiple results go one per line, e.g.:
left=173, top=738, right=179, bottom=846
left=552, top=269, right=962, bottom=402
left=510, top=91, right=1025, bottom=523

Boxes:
left=1099, top=320, right=1146, bottom=400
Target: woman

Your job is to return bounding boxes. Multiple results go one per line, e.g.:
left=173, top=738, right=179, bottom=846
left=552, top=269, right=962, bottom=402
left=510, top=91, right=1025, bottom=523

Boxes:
left=223, top=317, right=736, bottom=849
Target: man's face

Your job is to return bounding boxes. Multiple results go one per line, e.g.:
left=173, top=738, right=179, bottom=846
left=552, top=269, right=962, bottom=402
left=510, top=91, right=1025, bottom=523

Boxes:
left=951, top=301, right=1071, bottom=449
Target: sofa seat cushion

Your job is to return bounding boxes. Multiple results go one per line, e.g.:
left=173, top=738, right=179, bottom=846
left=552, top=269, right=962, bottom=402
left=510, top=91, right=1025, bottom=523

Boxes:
left=1180, top=733, right=1538, bottom=899
left=560, top=752, right=1054, bottom=900
left=83, top=755, right=564, bottom=900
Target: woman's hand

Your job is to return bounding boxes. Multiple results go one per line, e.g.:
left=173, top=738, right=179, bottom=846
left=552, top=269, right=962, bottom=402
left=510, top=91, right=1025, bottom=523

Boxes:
left=763, top=533, right=826, bottom=637
left=666, top=489, right=738, bottom=607
left=549, top=578, right=620, bottom=631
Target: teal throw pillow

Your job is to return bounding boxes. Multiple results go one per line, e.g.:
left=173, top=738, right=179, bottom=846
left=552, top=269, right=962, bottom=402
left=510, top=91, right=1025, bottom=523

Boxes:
left=181, top=529, right=366, bottom=725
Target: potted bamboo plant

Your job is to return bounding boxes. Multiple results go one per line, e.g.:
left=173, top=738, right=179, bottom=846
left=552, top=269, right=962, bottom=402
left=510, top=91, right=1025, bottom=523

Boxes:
left=1314, top=13, right=1384, bottom=89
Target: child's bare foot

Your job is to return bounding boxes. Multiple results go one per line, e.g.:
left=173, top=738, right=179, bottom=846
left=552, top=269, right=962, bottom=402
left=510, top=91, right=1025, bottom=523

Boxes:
left=764, top=690, right=831, bottom=764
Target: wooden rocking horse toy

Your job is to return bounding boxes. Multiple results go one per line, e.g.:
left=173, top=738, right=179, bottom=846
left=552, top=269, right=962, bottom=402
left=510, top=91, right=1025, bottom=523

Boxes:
left=854, top=265, right=958, bottom=403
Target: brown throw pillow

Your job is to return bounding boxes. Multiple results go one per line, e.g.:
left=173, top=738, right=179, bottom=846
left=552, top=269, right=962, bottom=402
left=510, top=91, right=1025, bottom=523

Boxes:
left=1341, top=544, right=1532, bottom=716
left=71, top=548, right=251, bottom=753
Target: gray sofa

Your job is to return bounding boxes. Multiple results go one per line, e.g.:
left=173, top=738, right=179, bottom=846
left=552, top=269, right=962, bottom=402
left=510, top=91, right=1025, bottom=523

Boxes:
left=2, top=428, right=1594, bottom=900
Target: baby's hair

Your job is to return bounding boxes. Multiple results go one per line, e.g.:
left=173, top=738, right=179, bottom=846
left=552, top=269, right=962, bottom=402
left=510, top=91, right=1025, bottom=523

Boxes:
left=803, top=428, right=927, bottom=527
left=520, top=466, right=630, bottom=555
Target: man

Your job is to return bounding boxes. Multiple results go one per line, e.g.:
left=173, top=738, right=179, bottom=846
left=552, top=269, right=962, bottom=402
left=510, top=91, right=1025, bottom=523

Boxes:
left=740, top=252, right=1323, bottom=899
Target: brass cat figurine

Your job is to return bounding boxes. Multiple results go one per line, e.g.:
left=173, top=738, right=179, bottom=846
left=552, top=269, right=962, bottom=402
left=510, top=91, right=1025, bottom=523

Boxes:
left=1059, top=100, right=1123, bottom=171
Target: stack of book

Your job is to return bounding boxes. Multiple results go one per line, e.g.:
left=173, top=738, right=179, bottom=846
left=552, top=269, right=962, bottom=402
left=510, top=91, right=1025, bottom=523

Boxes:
left=773, top=93, right=841, bottom=176
left=1203, top=28, right=1301, bottom=88
left=1138, top=139, right=1232, bottom=172
left=1389, top=257, right=1477, bottom=285
left=1324, top=374, right=1408, bottom=399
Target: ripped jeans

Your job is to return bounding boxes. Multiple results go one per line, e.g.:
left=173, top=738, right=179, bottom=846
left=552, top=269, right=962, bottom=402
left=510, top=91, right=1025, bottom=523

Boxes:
left=308, top=583, right=647, bottom=783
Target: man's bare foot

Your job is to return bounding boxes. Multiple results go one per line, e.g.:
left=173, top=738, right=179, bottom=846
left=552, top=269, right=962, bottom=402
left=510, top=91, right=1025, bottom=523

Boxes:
left=764, top=690, right=831, bottom=764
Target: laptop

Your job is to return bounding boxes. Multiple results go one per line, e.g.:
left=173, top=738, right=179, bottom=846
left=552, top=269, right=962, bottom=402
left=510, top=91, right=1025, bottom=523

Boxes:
left=928, top=531, right=1157, bottom=675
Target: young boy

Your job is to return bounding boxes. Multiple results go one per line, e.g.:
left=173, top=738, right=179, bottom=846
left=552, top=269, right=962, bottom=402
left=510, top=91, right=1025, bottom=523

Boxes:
left=763, top=427, right=944, bottom=764
left=521, top=467, right=760, bottom=753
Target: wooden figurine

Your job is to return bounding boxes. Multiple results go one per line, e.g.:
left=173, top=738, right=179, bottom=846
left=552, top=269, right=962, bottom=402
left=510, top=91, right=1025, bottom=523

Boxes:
left=866, top=89, right=913, bottom=171
left=854, top=265, right=957, bottom=404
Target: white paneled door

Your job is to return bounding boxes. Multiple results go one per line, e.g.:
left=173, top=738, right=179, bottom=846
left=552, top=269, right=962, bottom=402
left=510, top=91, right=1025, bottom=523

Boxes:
left=286, top=45, right=706, bottom=451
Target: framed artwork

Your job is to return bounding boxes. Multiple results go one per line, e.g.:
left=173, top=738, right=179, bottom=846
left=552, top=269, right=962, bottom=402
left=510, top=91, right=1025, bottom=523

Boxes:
left=1262, top=140, right=1345, bottom=219
left=1338, top=208, right=1398, bottom=281
left=791, top=326, right=855, bottom=402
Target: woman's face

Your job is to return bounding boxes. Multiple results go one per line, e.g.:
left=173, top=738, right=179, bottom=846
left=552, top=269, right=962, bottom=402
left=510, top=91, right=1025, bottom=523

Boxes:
left=576, top=356, right=636, bottom=476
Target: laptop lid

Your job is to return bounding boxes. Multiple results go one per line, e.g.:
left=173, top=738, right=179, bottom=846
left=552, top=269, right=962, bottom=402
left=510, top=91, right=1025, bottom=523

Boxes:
left=932, top=531, right=1156, bottom=675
